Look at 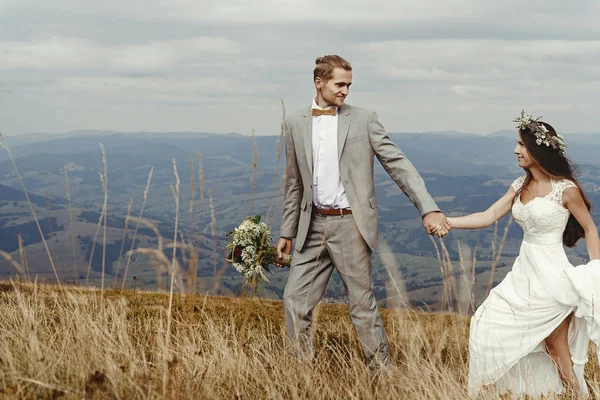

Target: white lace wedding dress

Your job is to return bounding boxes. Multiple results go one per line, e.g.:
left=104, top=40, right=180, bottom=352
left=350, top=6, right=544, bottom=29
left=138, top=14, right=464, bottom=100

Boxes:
left=468, top=176, right=600, bottom=397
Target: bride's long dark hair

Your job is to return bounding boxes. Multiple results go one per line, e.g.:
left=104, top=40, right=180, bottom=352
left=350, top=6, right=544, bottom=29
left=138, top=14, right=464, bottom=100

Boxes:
left=515, top=122, right=593, bottom=247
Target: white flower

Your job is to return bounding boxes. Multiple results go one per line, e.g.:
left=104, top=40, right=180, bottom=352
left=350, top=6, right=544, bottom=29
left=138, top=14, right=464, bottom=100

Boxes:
left=536, top=138, right=543, bottom=145
left=242, top=246, right=256, bottom=263
left=226, top=216, right=276, bottom=283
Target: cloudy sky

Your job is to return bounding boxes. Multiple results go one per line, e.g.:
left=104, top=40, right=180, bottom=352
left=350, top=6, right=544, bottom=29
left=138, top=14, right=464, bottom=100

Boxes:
left=1, top=0, right=599, bottom=137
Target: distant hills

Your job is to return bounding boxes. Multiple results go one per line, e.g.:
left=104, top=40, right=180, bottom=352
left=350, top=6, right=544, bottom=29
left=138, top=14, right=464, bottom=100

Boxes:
left=0, top=184, right=59, bottom=207
left=1, top=128, right=599, bottom=305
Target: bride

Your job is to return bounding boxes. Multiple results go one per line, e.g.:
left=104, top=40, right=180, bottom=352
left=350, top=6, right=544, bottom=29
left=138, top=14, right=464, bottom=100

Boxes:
left=441, top=111, right=600, bottom=398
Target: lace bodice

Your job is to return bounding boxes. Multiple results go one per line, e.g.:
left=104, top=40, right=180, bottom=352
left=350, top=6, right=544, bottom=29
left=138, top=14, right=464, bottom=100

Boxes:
left=511, top=175, right=577, bottom=235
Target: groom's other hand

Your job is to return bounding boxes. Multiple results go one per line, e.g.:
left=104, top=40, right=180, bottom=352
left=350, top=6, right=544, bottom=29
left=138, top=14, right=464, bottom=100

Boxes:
left=275, top=237, right=293, bottom=268
left=423, top=212, right=451, bottom=238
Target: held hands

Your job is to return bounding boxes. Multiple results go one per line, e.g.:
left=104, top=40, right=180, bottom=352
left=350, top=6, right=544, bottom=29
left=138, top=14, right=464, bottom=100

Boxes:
left=423, top=212, right=451, bottom=238
left=275, top=237, right=293, bottom=268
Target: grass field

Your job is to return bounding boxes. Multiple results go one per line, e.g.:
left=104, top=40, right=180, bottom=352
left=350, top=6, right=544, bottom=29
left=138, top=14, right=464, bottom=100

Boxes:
left=0, top=282, right=599, bottom=399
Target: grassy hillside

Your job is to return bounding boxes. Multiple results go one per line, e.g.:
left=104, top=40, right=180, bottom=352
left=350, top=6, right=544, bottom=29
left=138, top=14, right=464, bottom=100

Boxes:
left=0, top=282, right=598, bottom=399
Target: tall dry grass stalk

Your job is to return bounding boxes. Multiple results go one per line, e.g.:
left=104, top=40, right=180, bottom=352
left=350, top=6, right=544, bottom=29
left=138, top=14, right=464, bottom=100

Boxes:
left=166, top=158, right=181, bottom=345
left=379, top=239, right=409, bottom=309
left=429, top=236, right=452, bottom=310
left=208, top=188, right=217, bottom=279
left=125, top=217, right=168, bottom=287
left=64, top=166, right=78, bottom=283
left=112, top=197, right=133, bottom=289
left=0, top=132, right=61, bottom=288
left=85, top=211, right=103, bottom=285
left=188, top=157, right=196, bottom=238
left=195, top=150, right=206, bottom=294
left=251, top=129, right=258, bottom=215
left=84, top=145, right=109, bottom=288
left=456, top=241, right=475, bottom=315
left=429, top=216, right=512, bottom=314
left=16, top=234, right=30, bottom=281
left=439, top=239, right=458, bottom=312
left=186, top=157, right=199, bottom=296
left=0, top=251, right=26, bottom=276
left=208, top=188, right=232, bottom=295
left=121, top=167, right=154, bottom=291
left=154, top=158, right=181, bottom=396
left=44, top=191, right=52, bottom=237
left=196, top=151, right=205, bottom=212
left=99, top=143, right=109, bottom=295
left=265, top=99, right=286, bottom=228
left=428, top=236, right=475, bottom=314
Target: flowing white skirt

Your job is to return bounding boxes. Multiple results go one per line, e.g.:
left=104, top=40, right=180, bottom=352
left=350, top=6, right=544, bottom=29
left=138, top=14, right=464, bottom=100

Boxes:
left=468, top=232, right=600, bottom=398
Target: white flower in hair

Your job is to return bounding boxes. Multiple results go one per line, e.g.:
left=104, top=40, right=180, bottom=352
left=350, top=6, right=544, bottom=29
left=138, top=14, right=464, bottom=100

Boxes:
left=513, top=110, right=567, bottom=156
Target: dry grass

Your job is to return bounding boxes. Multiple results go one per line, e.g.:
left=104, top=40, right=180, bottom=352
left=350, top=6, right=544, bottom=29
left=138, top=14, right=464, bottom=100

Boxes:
left=1, top=282, right=597, bottom=399
left=0, top=281, right=467, bottom=399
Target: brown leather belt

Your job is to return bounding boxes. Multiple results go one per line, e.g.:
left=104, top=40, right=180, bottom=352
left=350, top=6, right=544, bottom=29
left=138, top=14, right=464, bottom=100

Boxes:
left=313, top=205, right=352, bottom=216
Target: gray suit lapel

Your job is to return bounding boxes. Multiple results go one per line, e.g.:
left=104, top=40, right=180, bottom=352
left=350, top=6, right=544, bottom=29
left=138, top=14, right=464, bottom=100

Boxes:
left=302, top=107, right=313, bottom=176
left=337, top=105, right=352, bottom=161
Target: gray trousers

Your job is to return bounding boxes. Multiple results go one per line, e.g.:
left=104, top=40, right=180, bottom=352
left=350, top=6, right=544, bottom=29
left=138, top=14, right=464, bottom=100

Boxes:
left=283, top=212, right=389, bottom=365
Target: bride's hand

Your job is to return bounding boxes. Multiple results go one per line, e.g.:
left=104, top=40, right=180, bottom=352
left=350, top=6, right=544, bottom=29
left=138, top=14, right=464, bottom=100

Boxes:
left=423, top=212, right=451, bottom=236
left=431, top=224, right=449, bottom=238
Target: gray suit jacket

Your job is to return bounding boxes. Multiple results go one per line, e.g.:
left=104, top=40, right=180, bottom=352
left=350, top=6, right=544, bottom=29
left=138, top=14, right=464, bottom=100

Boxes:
left=280, top=104, right=440, bottom=252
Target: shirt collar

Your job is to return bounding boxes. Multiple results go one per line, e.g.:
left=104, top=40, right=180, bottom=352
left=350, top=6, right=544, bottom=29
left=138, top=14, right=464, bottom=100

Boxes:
left=312, top=97, right=338, bottom=111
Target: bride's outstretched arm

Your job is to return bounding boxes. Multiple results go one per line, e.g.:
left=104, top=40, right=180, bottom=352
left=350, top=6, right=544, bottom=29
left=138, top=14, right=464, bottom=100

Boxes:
left=447, top=187, right=516, bottom=230
left=563, top=187, right=600, bottom=260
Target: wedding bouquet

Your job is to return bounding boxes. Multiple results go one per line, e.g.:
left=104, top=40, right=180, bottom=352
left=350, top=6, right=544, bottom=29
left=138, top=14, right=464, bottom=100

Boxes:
left=226, top=215, right=291, bottom=286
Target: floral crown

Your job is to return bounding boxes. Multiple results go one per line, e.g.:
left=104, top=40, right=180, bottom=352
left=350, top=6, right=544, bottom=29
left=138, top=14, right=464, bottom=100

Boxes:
left=513, top=110, right=566, bottom=156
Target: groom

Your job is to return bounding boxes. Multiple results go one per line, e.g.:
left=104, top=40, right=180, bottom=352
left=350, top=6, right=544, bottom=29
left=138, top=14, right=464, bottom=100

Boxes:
left=276, top=55, right=450, bottom=367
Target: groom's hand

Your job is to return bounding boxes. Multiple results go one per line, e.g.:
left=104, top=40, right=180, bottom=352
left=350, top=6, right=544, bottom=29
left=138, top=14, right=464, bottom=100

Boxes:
left=275, top=237, right=292, bottom=268
left=423, top=212, right=451, bottom=238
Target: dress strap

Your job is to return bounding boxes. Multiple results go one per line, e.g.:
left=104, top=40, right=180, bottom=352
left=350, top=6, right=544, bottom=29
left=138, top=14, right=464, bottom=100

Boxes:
left=511, top=175, right=526, bottom=191
left=548, top=179, right=577, bottom=206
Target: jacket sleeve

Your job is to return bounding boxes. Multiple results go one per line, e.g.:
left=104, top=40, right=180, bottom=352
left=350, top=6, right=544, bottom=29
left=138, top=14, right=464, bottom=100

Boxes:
left=280, top=120, right=303, bottom=238
left=367, top=110, right=440, bottom=217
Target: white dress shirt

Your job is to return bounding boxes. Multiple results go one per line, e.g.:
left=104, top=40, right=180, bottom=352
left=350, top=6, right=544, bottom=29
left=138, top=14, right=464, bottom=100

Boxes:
left=311, top=98, right=350, bottom=210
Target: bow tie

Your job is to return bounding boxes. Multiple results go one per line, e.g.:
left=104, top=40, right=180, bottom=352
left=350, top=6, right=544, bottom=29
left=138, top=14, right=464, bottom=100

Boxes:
left=312, top=108, right=336, bottom=117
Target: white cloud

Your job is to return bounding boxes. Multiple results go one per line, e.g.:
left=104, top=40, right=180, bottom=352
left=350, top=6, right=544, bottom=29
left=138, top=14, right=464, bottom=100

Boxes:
left=45, top=75, right=278, bottom=100
left=2, top=0, right=599, bottom=28
left=355, top=40, right=600, bottom=97
left=108, top=37, right=239, bottom=74
left=0, top=36, right=240, bottom=73
left=377, top=67, right=467, bottom=82
left=0, top=37, right=100, bottom=69
left=451, top=85, right=495, bottom=97
left=0, top=1, right=599, bottom=135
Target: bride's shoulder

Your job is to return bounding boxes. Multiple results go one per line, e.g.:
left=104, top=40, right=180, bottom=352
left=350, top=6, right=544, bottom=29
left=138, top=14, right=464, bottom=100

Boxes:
left=511, top=175, right=526, bottom=191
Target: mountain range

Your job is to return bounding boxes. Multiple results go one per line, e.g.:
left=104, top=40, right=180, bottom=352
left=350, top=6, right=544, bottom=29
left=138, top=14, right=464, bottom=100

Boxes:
left=1, top=129, right=599, bottom=307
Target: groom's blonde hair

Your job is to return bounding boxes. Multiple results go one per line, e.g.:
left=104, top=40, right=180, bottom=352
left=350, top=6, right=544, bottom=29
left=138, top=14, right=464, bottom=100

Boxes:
left=313, top=55, right=352, bottom=81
